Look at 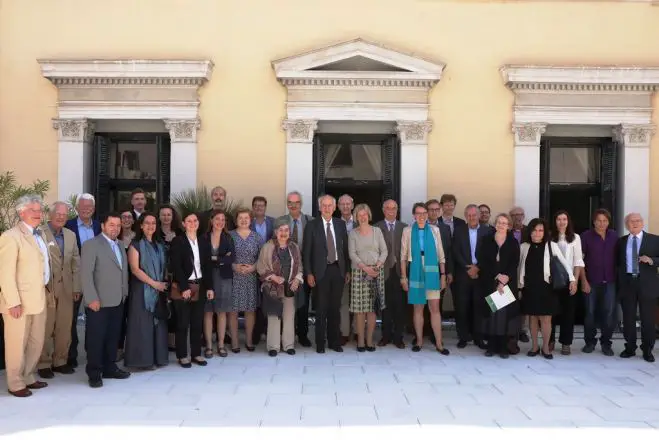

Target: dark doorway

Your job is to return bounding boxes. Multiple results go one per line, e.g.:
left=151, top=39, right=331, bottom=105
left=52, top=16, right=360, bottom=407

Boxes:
left=312, top=133, right=400, bottom=223
left=93, top=133, right=171, bottom=218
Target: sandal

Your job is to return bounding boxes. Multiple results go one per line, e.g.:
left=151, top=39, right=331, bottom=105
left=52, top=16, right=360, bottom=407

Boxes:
left=217, top=346, right=228, bottom=358
left=204, top=349, right=213, bottom=359
left=231, top=347, right=240, bottom=354
left=561, top=345, right=571, bottom=356
left=245, top=344, right=255, bottom=352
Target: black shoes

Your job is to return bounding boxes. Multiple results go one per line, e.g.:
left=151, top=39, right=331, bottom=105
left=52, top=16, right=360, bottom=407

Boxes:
left=286, top=349, right=296, bottom=355
left=37, top=368, right=54, bottom=379
left=268, top=350, right=278, bottom=357
left=102, top=369, right=131, bottom=379
left=298, top=337, right=312, bottom=348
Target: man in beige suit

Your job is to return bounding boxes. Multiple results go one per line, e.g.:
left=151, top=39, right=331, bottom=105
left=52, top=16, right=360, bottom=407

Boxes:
left=37, top=201, right=81, bottom=379
left=0, top=195, right=50, bottom=397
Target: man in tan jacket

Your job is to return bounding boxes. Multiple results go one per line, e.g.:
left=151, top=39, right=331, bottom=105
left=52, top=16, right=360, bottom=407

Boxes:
left=37, top=201, right=81, bottom=379
left=0, top=195, right=50, bottom=397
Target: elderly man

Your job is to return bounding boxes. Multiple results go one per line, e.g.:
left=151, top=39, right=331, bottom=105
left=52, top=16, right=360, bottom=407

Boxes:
left=337, top=194, right=355, bottom=344
left=37, top=202, right=81, bottom=379
left=617, top=213, right=659, bottom=363
left=0, top=195, right=50, bottom=397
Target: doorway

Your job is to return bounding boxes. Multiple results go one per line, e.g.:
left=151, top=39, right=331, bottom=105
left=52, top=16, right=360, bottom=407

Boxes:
left=312, top=133, right=400, bottom=223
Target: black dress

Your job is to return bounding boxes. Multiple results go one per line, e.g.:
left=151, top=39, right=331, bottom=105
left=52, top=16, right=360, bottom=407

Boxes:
left=521, top=243, right=557, bottom=316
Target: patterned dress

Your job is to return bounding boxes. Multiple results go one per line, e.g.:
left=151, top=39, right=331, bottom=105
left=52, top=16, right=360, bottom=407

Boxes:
left=229, top=230, right=263, bottom=312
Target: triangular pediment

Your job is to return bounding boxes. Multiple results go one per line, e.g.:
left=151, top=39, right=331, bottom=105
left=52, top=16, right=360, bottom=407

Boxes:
left=272, top=38, right=445, bottom=85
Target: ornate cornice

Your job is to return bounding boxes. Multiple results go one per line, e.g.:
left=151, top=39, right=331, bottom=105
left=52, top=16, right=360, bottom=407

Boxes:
left=164, top=119, right=200, bottom=143
left=50, top=77, right=206, bottom=87
left=282, top=119, right=318, bottom=143
left=613, top=124, right=657, bottom=148
left=512, top=123, right=547, bottom=147
left=279, top=77, right=437, bottom=89
left=52, top=118, right=95, bottom=142
left=396, top=120, right=433, bottom=144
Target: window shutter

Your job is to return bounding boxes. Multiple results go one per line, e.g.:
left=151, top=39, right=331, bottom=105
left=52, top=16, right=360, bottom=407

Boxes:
left=539, top=138, right=550, bottom=219
left=157, top=135, right=172, bottom=204
left=312, top=134, right=325, bottom=218
left=93, top=135, right=111, bottom=218
left=600, top=138, right=617, bottom=226
left=381, top=134, right=401, bottom=213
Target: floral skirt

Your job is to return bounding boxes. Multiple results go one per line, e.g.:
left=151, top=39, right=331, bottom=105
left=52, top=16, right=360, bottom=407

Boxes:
left=349, top=268, right=386, bottom=313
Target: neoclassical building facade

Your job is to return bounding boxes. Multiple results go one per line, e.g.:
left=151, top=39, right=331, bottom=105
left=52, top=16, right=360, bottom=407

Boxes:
left=1, top=0, right=658, bottom=231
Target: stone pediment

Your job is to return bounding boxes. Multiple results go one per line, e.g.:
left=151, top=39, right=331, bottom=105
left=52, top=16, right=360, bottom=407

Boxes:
left=272, top=38, right=445, bottom=88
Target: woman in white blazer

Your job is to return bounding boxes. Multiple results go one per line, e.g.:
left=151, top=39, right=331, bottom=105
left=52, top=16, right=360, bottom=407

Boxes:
left=518, top=218, right=576, bottom=359
left=548, top=210, right=585, bottom=355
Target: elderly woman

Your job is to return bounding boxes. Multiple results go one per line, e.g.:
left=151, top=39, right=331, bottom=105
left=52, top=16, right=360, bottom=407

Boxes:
left=256, top=218, right=303, bottom=357
left=348, top=203, right=388, bottom=352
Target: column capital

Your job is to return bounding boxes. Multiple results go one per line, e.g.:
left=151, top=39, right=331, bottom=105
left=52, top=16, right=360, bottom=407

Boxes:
left=282, top=119, right=318, bottom=143
left=512, top=122, right=547, bottom=147
left=613, top=124, right=656, bottom=148
left=395, top=120, right=433, bottom=144
left=52, top=118, right=95, bottom=142
left=164, top=119, right=200, bottom=143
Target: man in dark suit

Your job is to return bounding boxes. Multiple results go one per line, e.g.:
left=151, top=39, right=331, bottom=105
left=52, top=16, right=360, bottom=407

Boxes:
left=303, top=194, right=349, bottom=353
left=376, top=199, right=407, bottom=348
left=64, top=193, right=101, bottom=368
left=617, top=213, right=659, bottom=363
left=452, top=204, right=490, bottom=349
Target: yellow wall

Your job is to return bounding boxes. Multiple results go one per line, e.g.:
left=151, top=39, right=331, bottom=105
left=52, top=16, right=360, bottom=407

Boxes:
left=1, top=0, right=658, bottom=225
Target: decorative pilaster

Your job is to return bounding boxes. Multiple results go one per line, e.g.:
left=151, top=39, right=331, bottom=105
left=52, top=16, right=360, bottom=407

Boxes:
left=395, top=120, right=433, bottom=144
left=52, top=118, right=95, bottom=142
left=52, top=118, right=96, bottom=200
left=512, top=122, right=547, bottom=220
left=614, top=124, right=656, bottom=230
left=164, top=119, right=201, bottom=194
left=282, top=119, right=318, bottom=212
left=282, top=119, right=318, bottom=143
left=396, top=120, right=433, bottom=224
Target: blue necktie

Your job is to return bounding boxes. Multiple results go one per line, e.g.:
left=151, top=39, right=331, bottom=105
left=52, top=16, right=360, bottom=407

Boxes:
left=111, top=241, right=122, bottom=265
left=632, top=236, right=639, bottom=274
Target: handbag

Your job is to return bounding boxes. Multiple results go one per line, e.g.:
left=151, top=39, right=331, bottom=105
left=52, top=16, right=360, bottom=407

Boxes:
left=154, top=294, right=171, bottom=320
left=169, top=247, right=201, bottom=301
left=547, top=242, right=570, bottom=290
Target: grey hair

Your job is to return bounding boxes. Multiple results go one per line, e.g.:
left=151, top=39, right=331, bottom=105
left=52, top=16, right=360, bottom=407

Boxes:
left=75, top=193, right=95, bottom=206
left=15, top=195, right=43, bottom=215
left=211, top=185, right=226, bottom=195
left=382, top=199, right=398, bottom=210
left=317, top=194, right=336, bottom=208
left=286, top=190, right=303, bottom=205
left=624, top=212, right=643, bottom=224
left=50, top=201, right=70, bottom=213
left=464, top=204, right=479, bottom=215
left=509, top=206, right=525, bottom=216
left=338, top=194, right=354, bottom=205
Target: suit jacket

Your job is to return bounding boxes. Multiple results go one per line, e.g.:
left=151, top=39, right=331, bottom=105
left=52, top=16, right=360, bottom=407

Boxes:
left=64, top=217, right=101, bottom=251
left=303, top=217, right=350, bottom=280
left=476, top=231, right=520, bottom=295
left=616, top=232, right=659, bottom=298
left=251, top=216, right=275, bottom=241
left=276, top=213, right=313, bottom=247
left=431, top=221, right=454, bottom=276
left=438, top=216, right=467, bottom=236
left=375, top=219, right=407, bottom=278
left=42, top=226, right=81, bottom=299
left=170, top=234, right=212, bottom=292
left=0, top=223, right=47, bottom=315
left=452, top=223, right=491, bottom=279
left=81, top=234, right=128, bottom=308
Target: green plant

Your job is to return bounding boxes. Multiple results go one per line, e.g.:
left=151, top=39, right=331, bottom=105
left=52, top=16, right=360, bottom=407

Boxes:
left=170, top=185, right=244, bottom=221
left=0, top=172, right=50, bottom=233
left=66, top=194, right=79, bottom=219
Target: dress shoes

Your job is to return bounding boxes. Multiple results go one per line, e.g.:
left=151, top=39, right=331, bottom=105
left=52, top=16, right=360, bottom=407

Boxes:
left=38, top=368, right=55, bottom=379
left=88, top=378, right=103, bottom=388
left=8, top=388, right=32, bottom=397
left=298, top=337, right=312, bottom=348
left=457, top=340, right=468, bottom=349
left=316, top=347, right=326, bottom=354
left=394, top=341, right=406, bottom=349
left=53, top=364, right=75, bottom=374
left=330, top=345, right=344, bottom=353
left=102, top=369, right=131, bottom=379
left=27, top=381, right=48, bottom=390
left=377, top=338, right=389, bottom=347
left=620, top=349, right=636, bottom=359
left=643, top=352, right=655, bottom=363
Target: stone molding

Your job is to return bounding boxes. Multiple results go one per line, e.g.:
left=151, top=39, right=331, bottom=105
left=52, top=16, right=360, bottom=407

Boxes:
left=52, top=118, right=96, bottom=142
left=613, top=124, right=657, bottom=148
left=39, top=60, right=213, bottom=83
left=282, top=119, right=318, bottom=143
left=164, top=119, right=201, bottom=143
left=512, top=123, right=547, bottom=147
left=396, top=121, right=433, bottom=144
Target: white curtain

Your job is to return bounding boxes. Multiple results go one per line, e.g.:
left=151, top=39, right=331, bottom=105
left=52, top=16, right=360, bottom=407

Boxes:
left=323, top=144, right=341, bottom=174
left=361, top=144, right=382, bottom=179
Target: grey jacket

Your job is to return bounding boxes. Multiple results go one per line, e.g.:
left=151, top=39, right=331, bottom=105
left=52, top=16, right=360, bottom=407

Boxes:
left=81, top=234, right=128, bottom=308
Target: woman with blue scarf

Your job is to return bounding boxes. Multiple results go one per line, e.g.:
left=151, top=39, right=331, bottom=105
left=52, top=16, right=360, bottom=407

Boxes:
left=124, top=212, right=169, bottom=369
left=400, top=203, right=449, bottom=355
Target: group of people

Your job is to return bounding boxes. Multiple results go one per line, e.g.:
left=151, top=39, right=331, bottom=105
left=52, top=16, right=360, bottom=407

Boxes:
left=1, top=185, right=658, bottom=399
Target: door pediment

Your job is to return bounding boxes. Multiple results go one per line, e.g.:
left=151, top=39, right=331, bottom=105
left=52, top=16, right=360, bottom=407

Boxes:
left=272, top=38, right=445, bottom=87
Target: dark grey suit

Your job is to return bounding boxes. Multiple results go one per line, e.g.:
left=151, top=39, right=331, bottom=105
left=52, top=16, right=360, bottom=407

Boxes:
left=81, top=234, right=128, bottom=381
left=376, top=219, right=407, bottom=344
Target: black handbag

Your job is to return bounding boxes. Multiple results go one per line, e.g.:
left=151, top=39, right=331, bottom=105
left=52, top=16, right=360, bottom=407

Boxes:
left=155, top=294, right=171, bottom=320
left=547, top=242, right=570, bottom=290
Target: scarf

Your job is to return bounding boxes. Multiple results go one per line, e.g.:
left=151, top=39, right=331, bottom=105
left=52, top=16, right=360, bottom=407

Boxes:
left=260, top=239, right=301, bottom=299
left=139, top=239, right=165, bottom=317
left=409, top=223, right=441, bottom=297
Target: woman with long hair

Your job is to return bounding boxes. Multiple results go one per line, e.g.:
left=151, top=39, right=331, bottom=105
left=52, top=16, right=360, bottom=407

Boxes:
left=157, top=204, right=183, bottom=351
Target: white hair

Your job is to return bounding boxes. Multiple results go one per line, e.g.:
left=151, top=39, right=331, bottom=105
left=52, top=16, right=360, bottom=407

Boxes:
left=464, top=204, right=479, bottom=215
left=286, top=191, right=303, bottom=205
left=76, top=193, right=95, bottom=206
left=50, top=201, right=70, bottom=213
left=15, top=195, right=43, bottom=215
left=338, top=194, right=353, bottom=205
left=317, top=194, right=336, bottom=208
left=211, top=185, right=226, bottom=194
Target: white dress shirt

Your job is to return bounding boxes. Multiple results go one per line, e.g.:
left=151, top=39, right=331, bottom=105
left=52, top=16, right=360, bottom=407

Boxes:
left=188, top=237, right=203, bottom=280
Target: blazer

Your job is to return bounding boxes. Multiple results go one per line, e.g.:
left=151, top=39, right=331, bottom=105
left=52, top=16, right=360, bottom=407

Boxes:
left=200, top=231, right=235, bottom=279
left=0, top=223, right=47, bottom=315
left=43, top=226, right=81, bottom=299
left=65, top=217, right=101, bottom=251
left=431, top=221, right=455, bottom=276
left=400, top=224, right=446, bottom=266
left=375, top=219, right=407, bottom=278
left=452, top=223, right=491, bottom=277
left=302, top=217, right=350, bottom=280
left=250, top=216, right=275, bottom=241
left=518, top=241, right=576, bottom=288
left=80, top=234, right=128, bottom=308
left=616, top=231, right=659, bottom=298
left=438, top=216, right=467, bottom=236
left=170, top=234, right=212, bottom=292
left=276, top=213, right=313, bottom=247
left=476, top=231, right=520, bottom=295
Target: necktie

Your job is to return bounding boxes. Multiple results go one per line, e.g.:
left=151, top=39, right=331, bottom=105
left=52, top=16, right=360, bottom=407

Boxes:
left=326, top=221, right=337, bottom=264
left=386, top=223, right=396, bottom=269
left=632, top=235, right=639, bottom=274
left=291, top=220, right=298, bottom=244
left=111, top=241, right=122, bottom=265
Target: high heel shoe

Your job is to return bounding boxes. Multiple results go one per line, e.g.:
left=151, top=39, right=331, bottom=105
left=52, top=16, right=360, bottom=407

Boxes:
left=357, top=346, right=366, bottom=353
left=527, top=349, right=540, bottom=357
left=541, top=350, right=553, bottom=360
left=436, top=347, right=450, bottom=356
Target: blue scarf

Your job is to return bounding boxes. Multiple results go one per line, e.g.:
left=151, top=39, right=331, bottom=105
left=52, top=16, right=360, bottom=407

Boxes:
left=139, top=239, right=165, bottom=318
left=409, top=223, right=441, bottom=300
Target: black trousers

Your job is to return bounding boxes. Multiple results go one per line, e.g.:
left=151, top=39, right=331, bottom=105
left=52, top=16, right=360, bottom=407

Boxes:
left=296, top=284, right=311, bottom=340
left=313, top=263, right=344, bottom=348
left=0, top=314, right=5, bottom=370
left=85, top=303, right=124, bottom=380
left=620, top=276, right=657, bottom=352
left=118, top=296, right=130, bottom=350
left=382, top=268, right=405, bottom=343
left=550, top=287, right=576, bottom=346
left=68, top=297, right=83, bottom=364
left=173, top=298, right=205, bottom=359
left=454, top=274, right=483, bottom=343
